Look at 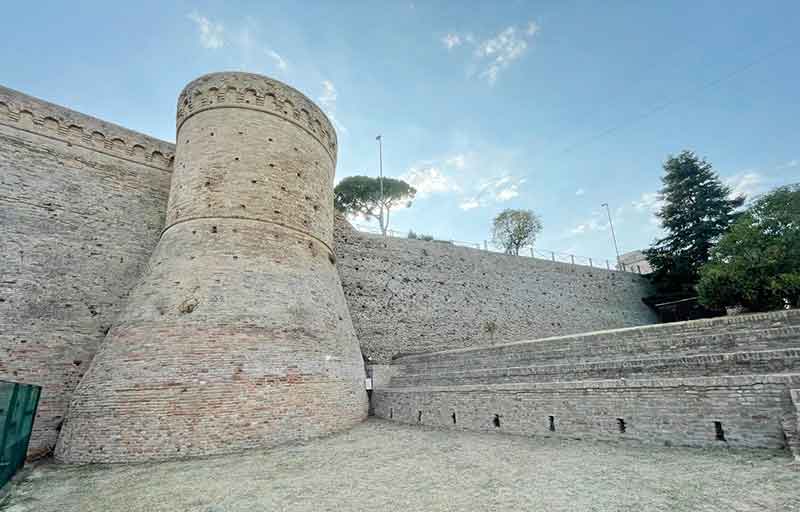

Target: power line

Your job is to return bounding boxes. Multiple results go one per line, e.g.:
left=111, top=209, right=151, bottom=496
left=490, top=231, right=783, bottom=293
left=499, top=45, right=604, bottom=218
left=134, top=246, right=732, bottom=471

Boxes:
left=556, top=39, right=796, bottom=156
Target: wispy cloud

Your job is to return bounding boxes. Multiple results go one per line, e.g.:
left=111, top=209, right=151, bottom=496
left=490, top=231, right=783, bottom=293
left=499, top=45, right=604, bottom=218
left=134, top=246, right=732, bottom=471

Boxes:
left=402, top=166, right=461, bottom=198
left=632, top=191, right=663, bottom=226
left=575, top=188, right=585, bottom=196
left=475, top=22, right=539, bottom=84
left=442, top=33, right=462, bottom=50
left=725, top=171, right=764, bottom=200
left=188, top=12, right=225, bottom=49
left=441, top=21, right=539, bottom=85
left=459, top=175, right=525, bottom=210
left=318, top=80, right=347, bottom=135
left=266, top=49, right=288, bottom=70
left=445, top=154, right=467, bottom=169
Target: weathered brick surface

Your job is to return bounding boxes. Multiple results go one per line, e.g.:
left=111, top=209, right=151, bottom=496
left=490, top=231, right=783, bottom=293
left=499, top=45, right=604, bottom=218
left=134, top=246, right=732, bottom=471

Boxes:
left=334, top=218, right=658, bottom=364
left=375, top=310, right=800, bottom=454
left=52, top=73, right=367, bottom=463
left=0, top=86, right=172, bottom=458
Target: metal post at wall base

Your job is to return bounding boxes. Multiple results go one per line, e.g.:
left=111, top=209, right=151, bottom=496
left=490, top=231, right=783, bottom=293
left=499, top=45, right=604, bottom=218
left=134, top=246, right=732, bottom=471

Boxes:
left=589, top=258, right=593, bottom=267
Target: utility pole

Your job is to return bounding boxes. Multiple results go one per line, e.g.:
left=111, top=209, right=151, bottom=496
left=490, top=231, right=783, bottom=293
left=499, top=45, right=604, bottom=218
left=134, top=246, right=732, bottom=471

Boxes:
left=376, top=135, right=385, bottom=235
left=602, top=202, right=621, bottom=269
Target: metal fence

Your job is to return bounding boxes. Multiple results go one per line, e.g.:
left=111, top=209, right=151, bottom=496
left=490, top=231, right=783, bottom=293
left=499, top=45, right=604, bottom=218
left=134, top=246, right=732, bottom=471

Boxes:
left=0, top=381, right=41, bottom=489
left=352, top=224, right=646, bottom=274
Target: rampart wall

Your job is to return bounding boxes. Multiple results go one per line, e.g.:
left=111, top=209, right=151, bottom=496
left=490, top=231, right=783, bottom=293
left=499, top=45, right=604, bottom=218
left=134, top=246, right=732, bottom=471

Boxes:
left=334, top=218, right=658, bottom=363
left=0, top=86, right=173, bottom=457
left=0, top=83, right=658, bottom=458
left=374, top=310, right=800, bottom=457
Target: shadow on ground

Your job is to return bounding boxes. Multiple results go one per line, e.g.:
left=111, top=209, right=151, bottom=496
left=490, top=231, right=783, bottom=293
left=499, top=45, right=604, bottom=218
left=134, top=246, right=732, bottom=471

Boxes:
left=1, top=419, right=798, bottom=511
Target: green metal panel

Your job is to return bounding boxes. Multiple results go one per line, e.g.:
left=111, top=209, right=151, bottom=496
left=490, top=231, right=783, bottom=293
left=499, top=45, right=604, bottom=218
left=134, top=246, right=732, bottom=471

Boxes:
left=0, top=380, right=41, bottom=489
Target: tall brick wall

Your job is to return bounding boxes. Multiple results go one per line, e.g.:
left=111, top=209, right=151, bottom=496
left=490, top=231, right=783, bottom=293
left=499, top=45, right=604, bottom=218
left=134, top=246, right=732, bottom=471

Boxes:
left=335, top=218, right=658, bottom=363
left=374, top=310, right=800, bottom=456
left=0, top=85, right=174, bottom=458
left=55, top=72, right=368, bottom=463
left=0, top=80, right=659, bottom=459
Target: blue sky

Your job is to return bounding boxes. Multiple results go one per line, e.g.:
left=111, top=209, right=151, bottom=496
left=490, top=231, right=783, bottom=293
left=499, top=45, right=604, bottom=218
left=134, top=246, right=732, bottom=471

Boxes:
left=2, top=1, right=798, bottom=262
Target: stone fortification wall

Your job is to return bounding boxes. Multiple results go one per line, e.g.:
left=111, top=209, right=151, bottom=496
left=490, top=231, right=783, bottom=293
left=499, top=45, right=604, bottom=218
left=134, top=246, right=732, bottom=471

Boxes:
left=0, top=80, right=660, bottom=459
left=56, top=72, right=366, bottom=463
left=335, top=218, right=658, bottom=363
left=374, top=310, right=800, bottom=456
left=0, top=85, right=174, bottom=457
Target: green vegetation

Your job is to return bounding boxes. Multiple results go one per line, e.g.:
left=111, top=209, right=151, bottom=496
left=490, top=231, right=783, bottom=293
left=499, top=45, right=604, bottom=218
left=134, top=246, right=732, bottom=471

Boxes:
left=334, top=176, right=416, bottom=236
left=645, top=150, right=744, bottom=295
left=491, top=209, right=543, bottom=256
left=698, top=185, right=800, bottom=311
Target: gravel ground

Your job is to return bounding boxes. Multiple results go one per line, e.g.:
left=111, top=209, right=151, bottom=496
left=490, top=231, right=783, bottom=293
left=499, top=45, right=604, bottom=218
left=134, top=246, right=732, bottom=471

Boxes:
left=1, top=419, right=798, bottom=512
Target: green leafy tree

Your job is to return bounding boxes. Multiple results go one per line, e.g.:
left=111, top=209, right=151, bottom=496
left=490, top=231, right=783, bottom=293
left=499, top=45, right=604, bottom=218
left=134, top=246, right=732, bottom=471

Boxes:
left=698, top=184, right=800, bottom=311
left=334, top=176, right=416, bottom=236
left=645, top=150, right=744, bottom=293
left=491, top=209, right=543, bottom=256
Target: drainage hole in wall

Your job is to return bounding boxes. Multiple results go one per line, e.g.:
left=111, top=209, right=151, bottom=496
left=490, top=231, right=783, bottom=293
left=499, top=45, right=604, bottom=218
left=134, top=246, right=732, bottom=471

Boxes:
left=493, top=414, right=501, bottom=428
left=211, top=226, right=217, bottom=233
left=417, top=410, right=422, bottom=423
left=452, top=412, right=457, bottom=425
left=548, top=415, right=556, bottom=432
left=617, top=418, right=626, bottom=433
left=714, top=421, right=726, bottom=442
left=389, top=408, right=393, bottom=419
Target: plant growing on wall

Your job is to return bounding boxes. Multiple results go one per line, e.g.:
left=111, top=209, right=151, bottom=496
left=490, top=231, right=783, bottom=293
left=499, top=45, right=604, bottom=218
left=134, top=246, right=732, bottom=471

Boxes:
left=491, top=209, right=543, bottom=256
left=697, top=184, right=800, bottom=311
left=334, top=176, right=416, bottom=236
left=644, top=150, right=744, bottom=294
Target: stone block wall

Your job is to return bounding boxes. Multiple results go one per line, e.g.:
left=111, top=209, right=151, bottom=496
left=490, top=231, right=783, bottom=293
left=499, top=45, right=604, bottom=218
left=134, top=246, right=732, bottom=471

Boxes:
left=335, top=218, right=658, bottom=363
left=374, top=310, right=800, bottom=456
left=0, top=81, right=659, bottom=458
left=0, top=85, right=173, bottom=458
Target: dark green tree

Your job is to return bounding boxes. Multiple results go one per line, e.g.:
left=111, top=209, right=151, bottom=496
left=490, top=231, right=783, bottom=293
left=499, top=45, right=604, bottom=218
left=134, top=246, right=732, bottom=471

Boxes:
left=644, top=150, right=744, bottom=293
left=491, top=209, right=543, bottom=256
left=697, top=184, right=800, bottom=311
left=334, top=176, right=416, bottom=236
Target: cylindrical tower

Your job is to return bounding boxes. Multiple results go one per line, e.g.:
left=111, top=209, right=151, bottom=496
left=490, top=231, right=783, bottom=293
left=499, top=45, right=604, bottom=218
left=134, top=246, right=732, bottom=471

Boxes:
left=56, top=72, right=367, bottom=463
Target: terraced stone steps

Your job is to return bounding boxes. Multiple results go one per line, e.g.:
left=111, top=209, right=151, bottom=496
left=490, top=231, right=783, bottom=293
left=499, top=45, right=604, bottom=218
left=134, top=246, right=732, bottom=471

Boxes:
left=390, top=347, right=800, bottom=387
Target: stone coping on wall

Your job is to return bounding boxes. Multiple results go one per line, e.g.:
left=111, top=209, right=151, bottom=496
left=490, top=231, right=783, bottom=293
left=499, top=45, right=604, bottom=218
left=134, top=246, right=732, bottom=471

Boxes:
left=0, top=85, right=175, bottom=171
left=392, top=309, right=800, bottom=362
left=378, top=372, right=800, bottom=393
left=390, top=347, right=800, bottom=387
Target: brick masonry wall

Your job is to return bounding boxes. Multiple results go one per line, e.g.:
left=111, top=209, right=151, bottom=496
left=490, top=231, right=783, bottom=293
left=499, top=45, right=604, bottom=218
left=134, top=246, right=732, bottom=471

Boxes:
left=334, top=218, right=658, bottom=363
left=0, top=86, right=173, bottom=458
left=373, top=375, right=800, bottom=451
left=0, top=79, right=659, bottom=459
left=55, top=73, right=368, bottom=463
left=374, top=310, right=800, bottom=455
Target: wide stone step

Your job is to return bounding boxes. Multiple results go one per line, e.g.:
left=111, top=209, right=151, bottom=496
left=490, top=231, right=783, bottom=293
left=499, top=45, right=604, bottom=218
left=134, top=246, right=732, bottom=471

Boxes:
left=396, top=326, right=800, bottom=373
left=390, top=348, right=800, bottom=387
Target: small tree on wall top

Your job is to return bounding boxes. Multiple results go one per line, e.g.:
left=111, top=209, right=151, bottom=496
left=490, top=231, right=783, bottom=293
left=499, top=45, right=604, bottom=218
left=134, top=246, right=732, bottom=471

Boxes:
left=491, top=209, right=543, bottom=256
left=334, top=176, right=416, bottom=236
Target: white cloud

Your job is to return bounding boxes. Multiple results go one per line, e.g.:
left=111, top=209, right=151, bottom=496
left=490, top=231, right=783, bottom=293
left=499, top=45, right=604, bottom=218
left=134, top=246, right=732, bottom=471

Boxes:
left=459, top=198, right=480, bottom=210
left=188, top=12, right=225, bottom=49
left=631, top=191, right=663, bottom=226
left=318, top=80, right=347, bottom=135
left=266, top=49, right=288, bottom=70
left=569, top=216, right=609, bottom=236
left=475, top=24, right=538, bottom=85
left=459, top=174, right=525, bottom=209
left=575, top=188, right=585, bottom=196
left=725, top=171, right=764, bottom=200
left=401, top=166, right=460, bottom=198
left=779, top=159, right=798, bottom=169
left=442, top=33, right=462, bottom=50
left=442, top=21, right=540, bottom=85
left=445, top=154, right=467, bottom=169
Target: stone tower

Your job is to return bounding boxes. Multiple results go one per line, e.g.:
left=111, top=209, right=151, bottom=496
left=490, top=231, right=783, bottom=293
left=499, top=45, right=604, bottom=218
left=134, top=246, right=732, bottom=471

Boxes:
left=55, top=72, right=368, bottom=463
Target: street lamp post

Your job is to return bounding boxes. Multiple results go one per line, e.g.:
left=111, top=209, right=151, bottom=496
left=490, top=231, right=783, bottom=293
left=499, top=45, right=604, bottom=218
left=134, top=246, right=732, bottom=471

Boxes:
left=602, top=202, right=621, bottom=269
left=376, top=134, right=385, bottom=235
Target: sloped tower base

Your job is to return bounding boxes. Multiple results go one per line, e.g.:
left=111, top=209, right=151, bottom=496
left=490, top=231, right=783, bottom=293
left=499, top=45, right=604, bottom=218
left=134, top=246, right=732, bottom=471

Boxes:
left=55, top=72, right=367, bottom=463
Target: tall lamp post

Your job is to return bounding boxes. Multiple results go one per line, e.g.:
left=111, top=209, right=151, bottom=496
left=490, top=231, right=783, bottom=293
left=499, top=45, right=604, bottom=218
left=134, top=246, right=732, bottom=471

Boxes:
left=376, top=135, right=385, bottom=235
left=602, top=202, right=621, bottom=269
